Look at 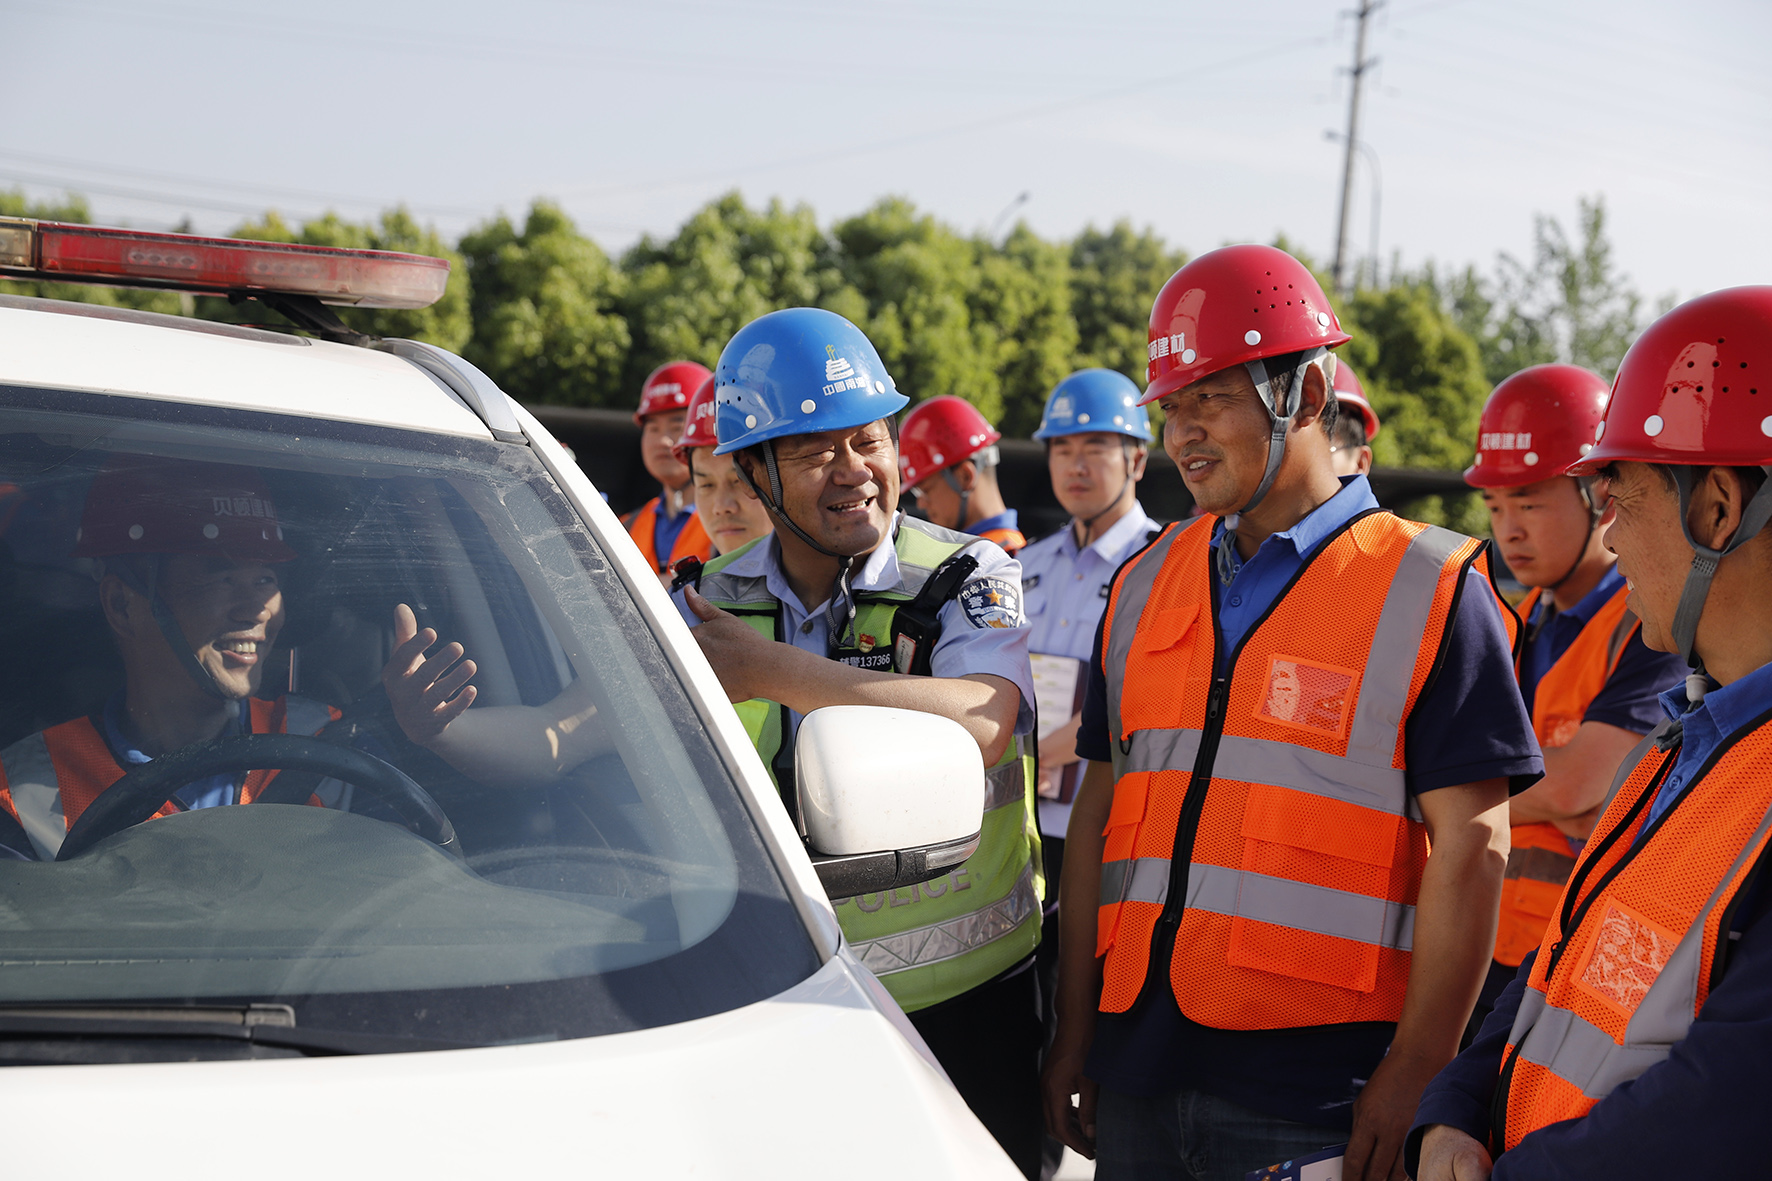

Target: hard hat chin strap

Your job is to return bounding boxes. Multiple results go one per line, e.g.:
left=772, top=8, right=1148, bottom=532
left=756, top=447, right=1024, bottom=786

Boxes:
left=1217, top=348, right=1326, bottom=586
left=732, top=443, right=865, bottom=646
left=733, top=440, right=848, bottom=561
left=1667, top=464, right=1772, bottom=704
left=110, top=557, right=233, bottom=702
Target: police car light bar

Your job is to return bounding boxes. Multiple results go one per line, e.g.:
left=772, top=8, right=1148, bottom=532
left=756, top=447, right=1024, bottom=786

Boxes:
left=0, top=218, right=449, bottom=309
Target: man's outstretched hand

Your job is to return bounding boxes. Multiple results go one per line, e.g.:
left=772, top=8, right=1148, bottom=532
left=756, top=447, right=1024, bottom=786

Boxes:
left=382, top=603, right=478, bottom=747
left=684, top=585, right=781, bottom=704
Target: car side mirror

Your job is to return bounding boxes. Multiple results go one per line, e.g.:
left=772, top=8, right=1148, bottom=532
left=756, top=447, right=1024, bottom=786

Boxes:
left=794, top=706, right=984, bottom=900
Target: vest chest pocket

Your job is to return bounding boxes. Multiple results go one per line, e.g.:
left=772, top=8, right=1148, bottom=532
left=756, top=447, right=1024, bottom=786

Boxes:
left=1225, top=782, right=1401, bottom=994
left=1121, top=604, right=1203, bottom=734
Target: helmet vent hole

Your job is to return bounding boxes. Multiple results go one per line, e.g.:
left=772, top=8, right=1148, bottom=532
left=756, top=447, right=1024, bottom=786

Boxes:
left=1687, top=361, right=1696, bottom=368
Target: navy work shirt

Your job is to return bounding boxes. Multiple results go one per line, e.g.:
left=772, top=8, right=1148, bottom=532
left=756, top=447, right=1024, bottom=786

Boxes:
left=1516, top=564, right=1684, bottom=731
left=1076, top=475, right=1543, bottom=1129
left=1408, top=659, right=1772, bottom=1177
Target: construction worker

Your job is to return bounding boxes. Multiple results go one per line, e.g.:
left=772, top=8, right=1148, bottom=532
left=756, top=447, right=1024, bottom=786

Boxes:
left=1041, top=245, right=1541, bottom=1181
left=623, top=360, right=714, bottom=580
left=1330, top=361, right=1380, bottom=478
left=675, top=374, right=774, bottom=562
left=1460, top=365, right=1687, bottom=1043
left=1018, top=367, right=1157, bottom=1181
left=1411, top=287, right=1772, bottom=1180
left=672, top=307, right=1044, bottom=1177
left=0, top=460, right=352, bottom=858
left=900, top=395, right=1029, bottom=552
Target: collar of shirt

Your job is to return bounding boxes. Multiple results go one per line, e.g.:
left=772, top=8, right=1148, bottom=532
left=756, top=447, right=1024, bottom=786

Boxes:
left=101, top=691, right=248, bottom=810
left=1211, top=474, right=1379, bottom=582
left=1528, top=563, right=1625, bottom=633
left=719, top=513, right=908, bottom=618
left=1645, top=658, right=1772, bottom=833
left=657, top=493, right=695, bottom=523
left=1056, top=500, right=1159, bottom=565
left=969, top=508, right=1019, bottom=537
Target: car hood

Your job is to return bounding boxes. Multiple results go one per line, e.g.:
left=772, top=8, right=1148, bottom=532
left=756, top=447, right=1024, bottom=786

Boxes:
left=0, top=953, right=1018, bottom=1179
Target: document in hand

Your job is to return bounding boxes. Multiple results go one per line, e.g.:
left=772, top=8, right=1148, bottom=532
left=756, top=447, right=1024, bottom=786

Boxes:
left=1245, top=1144, right=1344, bottom=1181
left=1029, top=652, right=1087, bottom=803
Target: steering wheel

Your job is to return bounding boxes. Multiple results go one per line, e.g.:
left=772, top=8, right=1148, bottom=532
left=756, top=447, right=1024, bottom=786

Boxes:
left=56, top=734, right=460, bottom=861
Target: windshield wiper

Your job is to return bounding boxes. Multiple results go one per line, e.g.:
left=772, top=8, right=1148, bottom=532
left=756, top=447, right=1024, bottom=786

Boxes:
left=0, top=1004, right=477, bottom=1057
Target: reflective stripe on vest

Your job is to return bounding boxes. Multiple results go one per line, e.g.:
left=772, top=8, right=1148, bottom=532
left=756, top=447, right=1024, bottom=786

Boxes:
left=1097, top=510, right=1485, bottom=1028
left=699, top=519, right=1043, bottom=1013
left=1499, top=715, right=1772, bottom=1150
left=976, top=526, right=1028, bottom=554
left=626, top=496, right=713, bottom=574
left=0, top=695, right=340, bottom=860
left=1495, top=584, right=1642, bottom=967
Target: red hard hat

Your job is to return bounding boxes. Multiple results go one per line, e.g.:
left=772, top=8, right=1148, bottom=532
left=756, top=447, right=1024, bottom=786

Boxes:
left=1570, top=287, right=1772, bottom=475
left=898, top=396, right=1002, bottom=487
left=1142, top=244, right=1351, bottom=408
left=72, top=457, right=296, bottom=563
left=1331, top=360, right=1380, bottom=439
left=672, top=375, right=719, bottom=463
left=635, top=360, right=712, bottom=424
left=1465, top=364, right=1612, bottom=488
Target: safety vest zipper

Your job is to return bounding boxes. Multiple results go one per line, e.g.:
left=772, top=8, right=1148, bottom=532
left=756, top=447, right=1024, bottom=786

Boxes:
left=1125, top=509, right=1386, bottom=1016
left=1137, top=674, right=1231, bottom=1012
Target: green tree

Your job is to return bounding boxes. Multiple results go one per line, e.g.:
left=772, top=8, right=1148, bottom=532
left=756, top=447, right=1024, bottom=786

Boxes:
left=1444, top=196, right=1644, bottom=384
left=618, top=192, right=842, bottom=400
left=459, top=201, right=629, bottom=408
left=1339, top=276, right=1492, bottom=532
left=828, top=197, right=999, bottom=417
left=212, top=207, right=472, bottom=350
left=974, top=223, right=1078, bottom=435
left=1069, top=221, right=1188, bottom=386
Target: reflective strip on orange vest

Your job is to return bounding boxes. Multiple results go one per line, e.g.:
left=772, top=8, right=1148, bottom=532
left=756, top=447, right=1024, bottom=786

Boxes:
left=1495, top=583, right=1643, bottom=967
left=0, top=696, right=340, bottom=860
left=1499, top=718, right=1772, bottom=1150
left=1095, top=510, right=1483, bottom=1027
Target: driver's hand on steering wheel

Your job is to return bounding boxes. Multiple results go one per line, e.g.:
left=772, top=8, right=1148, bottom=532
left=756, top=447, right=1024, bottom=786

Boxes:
left=383, top=604, right=478, bottom=749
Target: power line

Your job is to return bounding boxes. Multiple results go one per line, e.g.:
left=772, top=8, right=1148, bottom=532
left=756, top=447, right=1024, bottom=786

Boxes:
left=552, top=30, right=1334, bottom=204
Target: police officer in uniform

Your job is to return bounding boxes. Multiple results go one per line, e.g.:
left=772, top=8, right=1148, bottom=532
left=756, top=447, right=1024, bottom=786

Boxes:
left=1412, top=288, right=1772, bottom=1180
left=1042, top=246, right=1542, bottom=1181
left=1018, top=368, right=1157, bottom=1180
left=673, top=307, right=1046, bottom=1177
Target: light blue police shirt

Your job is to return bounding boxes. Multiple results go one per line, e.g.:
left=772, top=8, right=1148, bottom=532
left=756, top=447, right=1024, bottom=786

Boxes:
left=673, top=513, right=1037, bottom=746
left=1016, top=500, right=1158, bottom=835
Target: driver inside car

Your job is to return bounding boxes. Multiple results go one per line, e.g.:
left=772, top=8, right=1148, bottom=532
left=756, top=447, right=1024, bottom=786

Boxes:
left=0, top=458, right=446, bottom=861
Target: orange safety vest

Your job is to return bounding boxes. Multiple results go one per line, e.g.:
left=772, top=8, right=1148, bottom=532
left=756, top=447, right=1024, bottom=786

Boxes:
left=624, top=495, right=712, bottom=574
left=1096, top=509, right=1509, bottom=1028
left=976, top=525, right=1028, bottom=554
left=1495, top=584, right=1644, bottom=966
left=1497, top=714, right=1772, bottom=1152
left=0, top=695, right=339, bottom=860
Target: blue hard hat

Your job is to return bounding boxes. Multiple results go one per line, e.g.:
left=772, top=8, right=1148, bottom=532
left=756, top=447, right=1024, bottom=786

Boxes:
left=713, top=308, right=910, bottom=455
left=1032, top=369, right=1152, bottom=441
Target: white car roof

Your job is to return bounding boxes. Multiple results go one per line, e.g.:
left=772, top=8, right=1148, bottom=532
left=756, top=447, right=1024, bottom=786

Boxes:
left=0, top=297, right=493, bottom=440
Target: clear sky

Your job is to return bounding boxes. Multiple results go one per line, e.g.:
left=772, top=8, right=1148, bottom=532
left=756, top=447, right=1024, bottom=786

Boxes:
left=5, top=0, right=1767, bottom=307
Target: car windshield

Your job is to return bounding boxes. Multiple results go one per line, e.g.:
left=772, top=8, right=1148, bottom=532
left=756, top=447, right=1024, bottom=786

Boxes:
left=0, top=385, right=817, bottom=1055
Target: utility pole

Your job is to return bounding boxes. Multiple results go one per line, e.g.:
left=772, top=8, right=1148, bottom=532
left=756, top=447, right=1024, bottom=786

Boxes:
left=1331, top=0, right=1380, bottom=295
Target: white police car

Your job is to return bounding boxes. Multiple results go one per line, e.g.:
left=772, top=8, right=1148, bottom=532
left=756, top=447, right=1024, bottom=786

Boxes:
left=0, top=219, right=1013, bottom=1178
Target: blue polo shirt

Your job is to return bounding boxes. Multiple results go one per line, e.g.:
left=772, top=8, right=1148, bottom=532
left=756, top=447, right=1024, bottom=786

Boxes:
left=1517, top=565, right=1684, bottom=733
left=653, top=496, right=696, bottom=565
left=1075, top=475, right=1543, bottom=1129
left=1409, top=660, right=1772, bottom=1177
